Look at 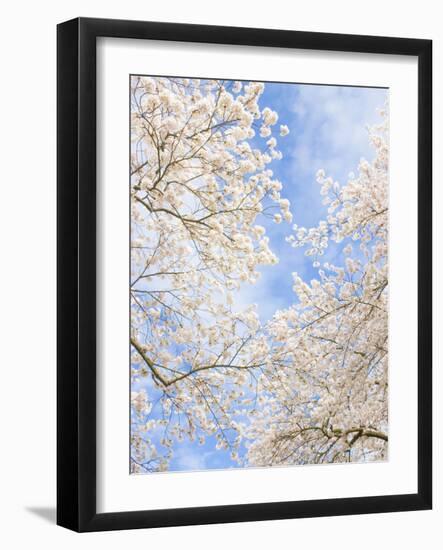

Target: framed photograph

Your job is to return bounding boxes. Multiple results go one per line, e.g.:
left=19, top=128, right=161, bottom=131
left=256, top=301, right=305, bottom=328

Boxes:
left=57, top=17, right=432, bottom=532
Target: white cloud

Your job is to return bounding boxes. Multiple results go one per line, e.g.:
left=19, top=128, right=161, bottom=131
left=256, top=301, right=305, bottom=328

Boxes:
left=290, top=84, right=388, bottom=180
left=173, top=443, right=209, bottom=471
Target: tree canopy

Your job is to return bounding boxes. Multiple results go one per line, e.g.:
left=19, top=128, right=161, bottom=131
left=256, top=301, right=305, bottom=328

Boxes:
left=130, top=76, right=388, bottom=473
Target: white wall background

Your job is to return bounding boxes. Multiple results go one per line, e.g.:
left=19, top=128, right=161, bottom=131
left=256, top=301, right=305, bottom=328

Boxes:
left=0, top=1, right=440, bottom=547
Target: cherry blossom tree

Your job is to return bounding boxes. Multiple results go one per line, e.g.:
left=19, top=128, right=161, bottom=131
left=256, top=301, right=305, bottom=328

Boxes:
left=130, top=76, right=291, bottom=472
left=130, top=75, right=389, bottom=472
left=245, top=112, right=389, bottom=466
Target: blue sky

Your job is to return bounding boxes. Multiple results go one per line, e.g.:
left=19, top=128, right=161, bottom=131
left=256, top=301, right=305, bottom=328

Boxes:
left=133, top=80, right=388, bottom=473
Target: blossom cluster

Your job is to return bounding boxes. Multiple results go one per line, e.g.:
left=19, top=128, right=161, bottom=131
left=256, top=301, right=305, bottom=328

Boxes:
left=130, top=76, right=291, bottom=471
left=246, top=113, right=389, bottom=466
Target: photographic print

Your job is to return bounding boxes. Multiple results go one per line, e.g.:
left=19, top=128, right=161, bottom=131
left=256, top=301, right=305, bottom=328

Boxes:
left=130, top=75, right=389, bottom=474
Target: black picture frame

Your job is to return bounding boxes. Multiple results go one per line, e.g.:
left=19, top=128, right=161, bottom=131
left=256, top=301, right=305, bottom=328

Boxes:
left=57, top=17, right=432, bottom=532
